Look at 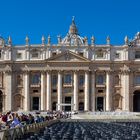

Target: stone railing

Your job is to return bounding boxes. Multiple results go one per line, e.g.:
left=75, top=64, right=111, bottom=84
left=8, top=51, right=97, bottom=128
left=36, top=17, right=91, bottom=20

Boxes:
left=0, top=119, right=59, bottom=140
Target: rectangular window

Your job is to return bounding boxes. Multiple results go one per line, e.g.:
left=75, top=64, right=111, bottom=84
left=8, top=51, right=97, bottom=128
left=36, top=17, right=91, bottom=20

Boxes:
left=32, top=52, right=39, bottom=58
left=135, top=51, right=140, bottom=59
left=64, top=74, right=72, bottom=85
left=135, top=75, right=140, bottom=85
left=52, top=52, right=57, bottom=57
left=96, top=51, right=104, bottom=58
left=17, top=53, right=22, bottom=59
left=79, top=75, right=84, bottom=86
left=52, top=75, right=57, bottom=86
left=52, top=89, right=57, bottom=93
left=98, top=89, right=103, bottom=93
left=31, top=73, right=40, bottom=84
left=96, top=75, right=104, bottom=84
left=78, top=52, right=84, bottom=57
left=33, top=90, right=38, bottom=93
left=79, top=89, right=84, bottom=93
left=115, top=52, right=120, bottom=59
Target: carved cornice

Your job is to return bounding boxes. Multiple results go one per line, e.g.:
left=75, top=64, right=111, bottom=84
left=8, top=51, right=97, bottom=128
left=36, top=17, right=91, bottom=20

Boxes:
left=23, top=70, right=30, bottom=75
left=105, top=70, right=113, bottom=74
left=120, top=70, right=131, bottom=75
left=4, top=70, right=12, bottom=74
left=40, top=70, right=46, bottom=74
left=46, top=70, right=52, bottom=74
left=4, top=65, right=12, bottom=74
left=73, top=70, right=80, bottom=73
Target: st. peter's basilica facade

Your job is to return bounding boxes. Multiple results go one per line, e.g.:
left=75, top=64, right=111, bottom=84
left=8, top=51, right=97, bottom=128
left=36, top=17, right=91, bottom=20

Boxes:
left=0, top=18, right=140, bottom=112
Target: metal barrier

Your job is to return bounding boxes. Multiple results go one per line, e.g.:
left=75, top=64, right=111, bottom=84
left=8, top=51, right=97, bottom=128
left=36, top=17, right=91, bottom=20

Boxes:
left=0, top=119, right=59, bottom=140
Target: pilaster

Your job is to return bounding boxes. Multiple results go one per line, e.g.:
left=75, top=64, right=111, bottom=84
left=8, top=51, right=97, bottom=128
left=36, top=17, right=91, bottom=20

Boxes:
left=84, top=71, right=89, bottom=111
left=106, top=70, right=112, bottom=111
left=24, top=71, right=30, bottom=111
left=5, top=71, right=12, bottom=111
left=46, top=71, right=51, bottom=110
left=121, top=70, right=130, bottom=111
left=57, top=71, right=62, bottom=111
left=91, top=71, right=96, bottom=112
left=73, top=71, right=78, bottom=111
left=41, top=71, right=46, bottom=110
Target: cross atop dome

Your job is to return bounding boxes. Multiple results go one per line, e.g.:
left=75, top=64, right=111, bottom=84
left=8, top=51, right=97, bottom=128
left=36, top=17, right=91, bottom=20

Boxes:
left=69, top=16, right=78, bottom=35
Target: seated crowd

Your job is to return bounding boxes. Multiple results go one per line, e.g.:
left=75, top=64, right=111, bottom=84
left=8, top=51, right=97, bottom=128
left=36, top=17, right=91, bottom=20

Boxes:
left=0, top=111, right=71, bottom=130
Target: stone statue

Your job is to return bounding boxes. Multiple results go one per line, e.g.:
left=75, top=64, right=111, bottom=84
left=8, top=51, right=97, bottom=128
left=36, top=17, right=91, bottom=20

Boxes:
left=106, top=36, right=110, bottom=45
left=57, top=35, right=61, bottom=44
left=8, top=36, right=12, bottom=46
left=48, top=35, right=51, bottom=45
left=91, top=36, right=95, bottom=45
left=124, top=36, right=129, bottom=45
left=25, top=36, right=29, bottom=46
left=42, top=35, right=46, bottom=45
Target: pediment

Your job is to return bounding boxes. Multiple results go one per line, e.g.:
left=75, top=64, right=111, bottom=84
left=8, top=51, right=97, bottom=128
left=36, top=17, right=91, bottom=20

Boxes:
left=47, top=51, right=90, bottom=62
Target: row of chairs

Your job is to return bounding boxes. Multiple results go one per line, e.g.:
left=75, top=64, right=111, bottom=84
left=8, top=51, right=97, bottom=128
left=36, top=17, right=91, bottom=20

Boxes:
left=22, top=121, right=140, bottom=140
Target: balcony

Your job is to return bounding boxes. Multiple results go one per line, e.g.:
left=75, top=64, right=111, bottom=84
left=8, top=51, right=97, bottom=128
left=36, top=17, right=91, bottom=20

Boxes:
left=63, top=83, right=72, bottom=87
left=30, top=83, right=40, bottom=88
left=96, top=83, right=106, bottom=88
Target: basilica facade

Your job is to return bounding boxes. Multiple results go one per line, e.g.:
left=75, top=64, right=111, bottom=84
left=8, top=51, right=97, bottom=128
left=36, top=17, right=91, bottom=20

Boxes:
left=0, top=18, right=140, bottom=112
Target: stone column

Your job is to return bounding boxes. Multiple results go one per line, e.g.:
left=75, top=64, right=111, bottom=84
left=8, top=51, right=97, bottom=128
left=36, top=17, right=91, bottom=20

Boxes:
left=5, top=71, right=12, bottom=111
left=84, top=71, right=89, bottom=111
left=57, top=71, right=62, bottom=111
left=91, top=71, right=96, bottom=112
left=106, top=71, right=112, bottom=111
left=24, top=71, right=30, bottom=111
left=46, top=71, right=51, bottom=110
left=41, top=71, right=46, bottom=110
left=73, top=71, right=78, bottom=111
left=122, top=71, right=130, bottom=111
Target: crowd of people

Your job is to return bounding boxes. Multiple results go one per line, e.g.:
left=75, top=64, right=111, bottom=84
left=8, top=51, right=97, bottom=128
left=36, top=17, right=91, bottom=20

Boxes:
left=0, top=111, right=71, bottom=130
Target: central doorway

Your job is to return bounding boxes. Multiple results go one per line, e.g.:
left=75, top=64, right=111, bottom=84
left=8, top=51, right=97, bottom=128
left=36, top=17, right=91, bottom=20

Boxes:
left=97, top=97, right=104, bottom=111
left=79, top=102, right=84, bottom=111
left=32, top=97, right=39, bottom=110
left=65, top=97, right=71, bottom=111
left=133, top=91, right=140, bottom=112
left=52, top=102, right=57, bottom=111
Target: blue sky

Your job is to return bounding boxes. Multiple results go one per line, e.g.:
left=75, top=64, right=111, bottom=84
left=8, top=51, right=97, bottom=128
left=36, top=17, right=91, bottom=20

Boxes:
left=0, top=0, right=140, bottom=45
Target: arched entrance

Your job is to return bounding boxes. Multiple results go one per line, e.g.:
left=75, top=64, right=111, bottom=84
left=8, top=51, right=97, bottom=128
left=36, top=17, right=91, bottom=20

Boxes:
left=0, top=90, right=3, bottom=112
left=52, top=102, right=57, bottom=111
left=96, top=97, right=104, bottom=111
left=133, top=90, right=140, bottom=112
left=79, top=102, right=84, bottom=111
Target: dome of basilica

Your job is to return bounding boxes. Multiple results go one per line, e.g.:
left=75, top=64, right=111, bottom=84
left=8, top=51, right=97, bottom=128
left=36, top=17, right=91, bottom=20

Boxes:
left=61, top=17, right=84, bottom=46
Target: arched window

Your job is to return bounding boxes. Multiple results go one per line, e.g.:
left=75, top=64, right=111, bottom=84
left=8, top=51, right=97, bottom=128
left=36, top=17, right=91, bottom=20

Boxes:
left=31, top=73, right=40, bottom=84
left=135, top=75, right=140, bottom=85
left=79, top=75, right=84, bottom=86
left=52, top=75, right=57, bottom=86
left=64, top=74, right=72, bottom=85
left=96, top=75, right=104, bottom=84
left=96, top=49, right=104, bottom=58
